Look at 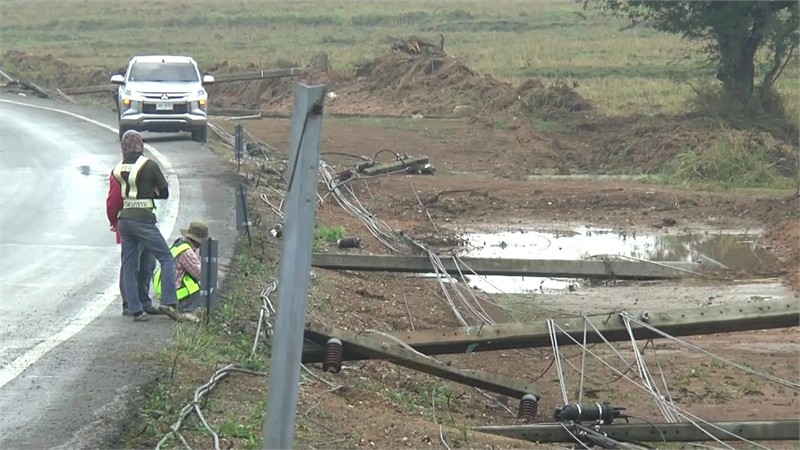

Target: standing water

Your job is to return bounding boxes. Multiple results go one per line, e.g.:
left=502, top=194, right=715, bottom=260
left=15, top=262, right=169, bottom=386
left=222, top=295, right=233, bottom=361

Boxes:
left=459, top=227, right=777, bottom=294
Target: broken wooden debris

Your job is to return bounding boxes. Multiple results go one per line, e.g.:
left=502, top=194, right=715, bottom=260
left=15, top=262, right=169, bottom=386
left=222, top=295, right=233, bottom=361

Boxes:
left=301, top=299, right=800, bottom=363
left=304, top=323, right=538, bottom=399
left=473, top=419, right=800, bottom=443
left=390, top=34, right=446, bottom=57
left=310, top=253, right=705, bottom=279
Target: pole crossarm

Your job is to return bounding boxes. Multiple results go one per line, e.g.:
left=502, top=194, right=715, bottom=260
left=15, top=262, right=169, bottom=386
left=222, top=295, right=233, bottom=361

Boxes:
left=304, top=323, right=539, bottom=399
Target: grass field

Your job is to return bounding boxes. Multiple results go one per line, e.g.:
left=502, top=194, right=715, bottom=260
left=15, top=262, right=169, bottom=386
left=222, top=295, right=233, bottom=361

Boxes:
left=2, top=0, right=798, bottom=118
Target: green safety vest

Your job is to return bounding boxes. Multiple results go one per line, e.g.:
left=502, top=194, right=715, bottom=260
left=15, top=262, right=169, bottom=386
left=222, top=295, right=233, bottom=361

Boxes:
left=154, top=240, right=201, bottom=301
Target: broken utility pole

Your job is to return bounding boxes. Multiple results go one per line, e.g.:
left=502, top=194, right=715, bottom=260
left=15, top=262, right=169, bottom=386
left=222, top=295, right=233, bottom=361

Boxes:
left=305, top=323, right=539, bottom=399
left=310, top=253, right=706, bottom=280
left=357, top=155, right=430, bottom=176
left=302, top=299, right=800, bottom=363
left=473, top=419, right=800, bottom=443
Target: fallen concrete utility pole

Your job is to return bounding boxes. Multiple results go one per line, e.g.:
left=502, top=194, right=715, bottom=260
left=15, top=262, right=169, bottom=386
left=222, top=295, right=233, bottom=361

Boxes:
left=473, top=419, right=800, bottom=443
left=357, top=156, right=430, bottom=176
left=209, top=108, right=455, bottom=120
left=4, top=79, right=50, bottom=98
left=59, top=68, right=306, bottom=96
left=58, top=84, right=116, bottom=95
left=302, top=299, right=800, bottom=362
left=212, top=67, right=305, bottom=83
left=310, top=253, right=704, bottom=279
left=304, top=323, right=539, bottom=399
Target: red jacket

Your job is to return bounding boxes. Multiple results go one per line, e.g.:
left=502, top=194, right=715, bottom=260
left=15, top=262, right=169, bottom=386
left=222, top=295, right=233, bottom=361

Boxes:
left=106, top=172, right=123, bottom=244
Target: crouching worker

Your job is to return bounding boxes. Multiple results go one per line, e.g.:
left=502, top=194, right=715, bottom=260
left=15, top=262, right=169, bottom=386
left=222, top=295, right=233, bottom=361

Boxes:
left=153, top=221, right=210, bottom=323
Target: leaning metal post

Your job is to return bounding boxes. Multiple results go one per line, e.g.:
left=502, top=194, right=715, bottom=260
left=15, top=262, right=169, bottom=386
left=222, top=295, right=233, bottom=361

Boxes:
left=262, top=84, right=326, bottom=450
left=235, top=182, right=252, bottom=246
left=235, top=123, right=244, bottom=173
left=199, top=237, right=219, bottom=325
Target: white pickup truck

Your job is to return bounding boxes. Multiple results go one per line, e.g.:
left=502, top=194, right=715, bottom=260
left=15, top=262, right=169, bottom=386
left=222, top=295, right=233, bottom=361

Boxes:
left=111, top=55, right=215, bottom=142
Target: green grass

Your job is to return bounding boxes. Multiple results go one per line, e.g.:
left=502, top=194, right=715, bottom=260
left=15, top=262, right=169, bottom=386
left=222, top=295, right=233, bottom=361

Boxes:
left=313, top=224, right=346, bottom=252
left=661, top=131, right=798, bottom=189
left=2, top=0, right=798, bottom=118
left=121, top=238, right=274, bottom=449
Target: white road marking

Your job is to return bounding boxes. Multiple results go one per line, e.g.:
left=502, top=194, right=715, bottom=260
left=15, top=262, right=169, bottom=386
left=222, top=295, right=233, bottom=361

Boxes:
left=0, top=98, right=181, bottom=389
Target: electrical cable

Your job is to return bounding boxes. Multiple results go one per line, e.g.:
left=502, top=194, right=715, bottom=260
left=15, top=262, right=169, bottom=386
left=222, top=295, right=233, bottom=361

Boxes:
left=552, top=321, right=770, bottom=449
left=621, top=312, right=800, bottom=391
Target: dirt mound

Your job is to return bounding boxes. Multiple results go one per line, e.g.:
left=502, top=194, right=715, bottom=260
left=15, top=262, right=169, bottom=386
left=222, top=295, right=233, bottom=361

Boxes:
left=581, top=116, right=709, bottom=173
left=764, top=217, right=800, bottom=292
left=520, top=77, right=594, bottom=116
left=577, top=115, right=799, bottom=176
left=1, top=50, right=110, bottom=88
left=354, top=52, right=592, bottom=117
left=206, top=49, right=593, bottom=120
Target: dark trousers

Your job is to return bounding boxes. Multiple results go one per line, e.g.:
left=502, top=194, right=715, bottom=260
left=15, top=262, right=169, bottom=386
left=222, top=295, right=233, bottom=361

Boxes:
left=120, top=244, right=156, bottom=311
left=119, top=218, right=178, bottom=314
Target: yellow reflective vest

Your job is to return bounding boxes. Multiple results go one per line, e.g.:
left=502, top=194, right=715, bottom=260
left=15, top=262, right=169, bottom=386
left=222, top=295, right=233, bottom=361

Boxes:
left=112, top=155, right=156, bottom=209
left=154, top=240, right=201, bottom=301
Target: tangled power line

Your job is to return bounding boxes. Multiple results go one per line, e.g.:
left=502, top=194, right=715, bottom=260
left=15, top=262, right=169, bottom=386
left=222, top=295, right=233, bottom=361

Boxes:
left=153, top=121, right=797, bottom=449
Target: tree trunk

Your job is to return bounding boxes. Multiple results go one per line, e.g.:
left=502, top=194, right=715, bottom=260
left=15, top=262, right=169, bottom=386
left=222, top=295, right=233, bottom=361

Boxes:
left=715, top=3, right=770, bottom=100
left=716, top=41, right=757, bottom=99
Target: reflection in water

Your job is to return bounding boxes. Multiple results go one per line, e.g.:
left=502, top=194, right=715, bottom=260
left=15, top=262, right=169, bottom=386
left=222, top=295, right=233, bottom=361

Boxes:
left=460, top=227, right=777, bottom=294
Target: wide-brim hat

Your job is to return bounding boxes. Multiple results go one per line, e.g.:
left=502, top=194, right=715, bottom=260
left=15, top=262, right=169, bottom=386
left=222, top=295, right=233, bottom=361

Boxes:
left=181, top=220, right=210, bottom=243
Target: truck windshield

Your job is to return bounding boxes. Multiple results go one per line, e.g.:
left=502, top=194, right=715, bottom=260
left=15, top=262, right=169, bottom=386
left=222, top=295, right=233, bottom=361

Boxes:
left=128, top=62, right=199, bottom=82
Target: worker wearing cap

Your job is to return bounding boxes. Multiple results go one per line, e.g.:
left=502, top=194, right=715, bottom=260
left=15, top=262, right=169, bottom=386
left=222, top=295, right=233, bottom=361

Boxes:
left=112, top=130, right=180, bottom=322
left=153, top=220, right=210, bottom=322
left=106, top=171, right=160, bottom=316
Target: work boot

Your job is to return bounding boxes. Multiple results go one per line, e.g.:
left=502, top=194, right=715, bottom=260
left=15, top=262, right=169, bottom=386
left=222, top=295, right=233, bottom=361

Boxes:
left=133, top=312, right=149, bottom=322
left=159, top=305, right=183, bottom=321
left=143, top=305, right=164, bottom=315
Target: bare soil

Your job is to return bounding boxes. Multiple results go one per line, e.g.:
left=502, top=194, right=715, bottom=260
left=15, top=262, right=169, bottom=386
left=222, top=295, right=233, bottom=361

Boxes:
left=4, top=46, right=798, bottom=448
left=211, top=110, right=799, bottom=448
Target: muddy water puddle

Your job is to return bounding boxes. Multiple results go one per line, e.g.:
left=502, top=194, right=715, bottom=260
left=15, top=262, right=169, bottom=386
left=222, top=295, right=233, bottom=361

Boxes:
left=459, top=227, right=777, bottom=294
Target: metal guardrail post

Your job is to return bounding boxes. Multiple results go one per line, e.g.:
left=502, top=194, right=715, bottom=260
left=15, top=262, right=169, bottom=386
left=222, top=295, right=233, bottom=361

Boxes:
left=235, top=182, right=251, bottom=246
left=199, top=237, right=219, bottom=325
left=261, top=84, right=326, bottom=450
left=234, top=123, right=244, bottom=173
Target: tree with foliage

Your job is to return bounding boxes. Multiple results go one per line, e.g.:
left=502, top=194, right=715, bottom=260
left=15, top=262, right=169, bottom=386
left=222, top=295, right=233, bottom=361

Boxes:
left=586, top=1, right=799, bottom=103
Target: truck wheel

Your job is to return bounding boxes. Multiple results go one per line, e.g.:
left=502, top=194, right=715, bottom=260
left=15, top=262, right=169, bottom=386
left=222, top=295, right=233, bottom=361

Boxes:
left=191, top=126, right=208, bottom=143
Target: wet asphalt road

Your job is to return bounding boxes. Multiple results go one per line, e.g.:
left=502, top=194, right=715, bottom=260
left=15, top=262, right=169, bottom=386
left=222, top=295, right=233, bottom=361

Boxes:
left=0, top=94, right=238, bottom=449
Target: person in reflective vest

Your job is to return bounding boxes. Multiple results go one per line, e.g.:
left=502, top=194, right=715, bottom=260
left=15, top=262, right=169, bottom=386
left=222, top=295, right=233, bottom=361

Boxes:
left=112, top=130, right=180, bottom=322
left=153, top=220, right=210, bottom=321
left=106, top=171, right=159, bottom=317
